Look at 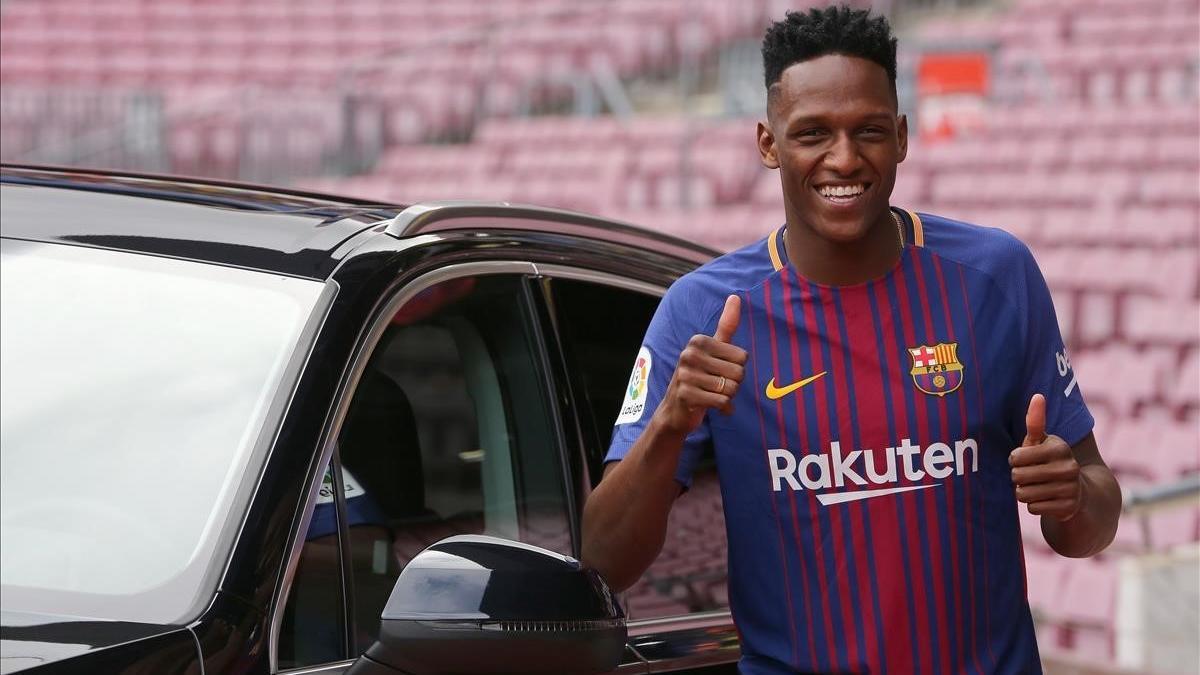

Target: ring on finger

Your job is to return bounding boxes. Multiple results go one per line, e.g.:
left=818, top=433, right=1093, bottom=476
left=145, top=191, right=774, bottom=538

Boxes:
left=716, top=375, right=727, bottom=394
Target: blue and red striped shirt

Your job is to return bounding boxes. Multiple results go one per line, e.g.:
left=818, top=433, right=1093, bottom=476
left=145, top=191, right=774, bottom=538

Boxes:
left=607, top=209, right=1094, bottom=674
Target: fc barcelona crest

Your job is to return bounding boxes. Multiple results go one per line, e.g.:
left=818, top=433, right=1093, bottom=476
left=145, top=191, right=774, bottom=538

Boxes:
left=908, top=342, right=964, bottom=397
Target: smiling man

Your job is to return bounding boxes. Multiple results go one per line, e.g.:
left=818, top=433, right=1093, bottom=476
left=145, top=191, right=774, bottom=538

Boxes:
left=582, top=6, right=1122, bottom=674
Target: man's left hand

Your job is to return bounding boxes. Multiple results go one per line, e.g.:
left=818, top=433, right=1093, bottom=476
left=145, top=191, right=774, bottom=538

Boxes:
left=1009, top=393, right=1084, bottom=521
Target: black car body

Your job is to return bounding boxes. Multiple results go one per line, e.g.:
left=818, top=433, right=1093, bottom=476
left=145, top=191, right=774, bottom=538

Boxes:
left=0, top=165, right=740, bottom=674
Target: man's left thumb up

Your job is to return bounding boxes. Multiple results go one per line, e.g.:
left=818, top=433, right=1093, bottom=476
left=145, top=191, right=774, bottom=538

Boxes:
left=1023, top=393, right=1047, bottom=447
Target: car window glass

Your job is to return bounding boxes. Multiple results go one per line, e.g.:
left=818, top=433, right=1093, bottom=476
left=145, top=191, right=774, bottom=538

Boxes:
left=548, top=277, right=729, bottom=620
left=280, top=274, right=572, bottom=667
left=0, top=239, right=323, bottom=624
left=636, top=457, right=728, bottom=619
left=277, top=457, right=346, bottom=669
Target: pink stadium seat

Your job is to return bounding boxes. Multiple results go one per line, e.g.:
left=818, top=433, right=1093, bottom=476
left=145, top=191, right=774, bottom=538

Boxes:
left=1158, top=422, right=1200, bottom=476
left=1124, top=298, right=1200, bottom=344
left=1023, top=549, right=1067, bottom=612
left=750, top=174, right=781, bottom=206
left=1102, top=420, right=1155, bottom=482
left=1111, top=508, right=1154, bottom=551
left=1110, top=409, right=1200, bottom=483
left=1171, top=350, right=1200, bottom=408
left=1148, top=506, right=1200, bottom=549
left=1055, top=558, right=1117, bottom=658
left=1073, top=345, right=1173, bottom=417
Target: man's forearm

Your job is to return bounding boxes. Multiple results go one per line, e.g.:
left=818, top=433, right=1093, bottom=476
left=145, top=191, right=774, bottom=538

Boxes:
left=1041, top=463, right=1122, bottom=558
left=585, top=296, right=747, bottom=591
left=581, top=417, right=687, bottom=592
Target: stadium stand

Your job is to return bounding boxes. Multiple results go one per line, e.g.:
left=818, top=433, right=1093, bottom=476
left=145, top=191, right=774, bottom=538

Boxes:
left=1, top=0, right=1196, bottom=671
left=0, top=0, right=778, bottom=178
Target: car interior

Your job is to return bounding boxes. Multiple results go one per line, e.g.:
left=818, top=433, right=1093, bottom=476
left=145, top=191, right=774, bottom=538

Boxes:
left=279, top=274, right=572, bottom=667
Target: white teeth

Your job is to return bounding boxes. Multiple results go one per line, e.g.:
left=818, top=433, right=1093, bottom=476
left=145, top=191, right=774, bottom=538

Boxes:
left=818, top=184, right=865, bottom=198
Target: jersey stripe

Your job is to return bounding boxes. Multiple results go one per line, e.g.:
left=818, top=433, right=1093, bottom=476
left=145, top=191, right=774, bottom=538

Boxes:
left=902, top=254, right=955, bottom=672
left=797, top=281, right=852, bottom=668
left=885, top=265, right=944, bottom=675
left=780, top=273, right=839, bottom=669
left=774, top=275, right=824, bottom=672
left=956, top=264, right=1000, bottom=669
left=933, top=253, right=987, bottom=675
left=831, top=286, right=890, bottom=670
left=744, top=287, right=803, bottom=668
left=810, top=282, right=866, bottom=668
left=926, top=252, right=973, bottom=673
left=821, top=285, right=876, bottom=669
left=765, top=279, right=818, bottom=669
left=867, top=279, right=925, bottom=673
left=798, top=280, right=857, bottom=670
left=939, top=254, right=981, bottom=674
left=911, top=251, right=964, bottom=673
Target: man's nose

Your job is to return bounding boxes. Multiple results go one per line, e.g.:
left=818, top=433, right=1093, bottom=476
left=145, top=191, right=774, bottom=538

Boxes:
left=823, top=135, right=862, bottom=174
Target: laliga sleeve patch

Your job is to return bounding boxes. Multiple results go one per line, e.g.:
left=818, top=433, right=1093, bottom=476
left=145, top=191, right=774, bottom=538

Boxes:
left=616, top=346, right=652, bottom=425
left=316, top=466, right=368, bottom=504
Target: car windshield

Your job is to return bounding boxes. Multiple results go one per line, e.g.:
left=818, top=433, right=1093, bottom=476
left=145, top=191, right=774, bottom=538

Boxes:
left=0, top=239, right=326, bottom=623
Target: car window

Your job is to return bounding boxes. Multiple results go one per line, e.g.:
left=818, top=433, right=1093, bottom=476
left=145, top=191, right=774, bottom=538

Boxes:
left=547, top=277, right=730, bottom=621
left=279, top=274, right=572, bottom=669
left=0, top=239, right=325, bottom=625
left=277, top=456, right=347, bottom=668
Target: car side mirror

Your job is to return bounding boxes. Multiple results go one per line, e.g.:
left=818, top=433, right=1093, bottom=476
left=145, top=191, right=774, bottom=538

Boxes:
left=346, top=535, right=626, bottom=675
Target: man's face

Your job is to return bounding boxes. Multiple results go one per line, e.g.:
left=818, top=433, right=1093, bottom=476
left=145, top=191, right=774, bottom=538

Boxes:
left=758, top=54, right=907, bottom=244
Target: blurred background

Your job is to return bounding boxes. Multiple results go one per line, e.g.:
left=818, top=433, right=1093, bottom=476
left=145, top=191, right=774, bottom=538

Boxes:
left=1, top=0, right=1196, bottom=672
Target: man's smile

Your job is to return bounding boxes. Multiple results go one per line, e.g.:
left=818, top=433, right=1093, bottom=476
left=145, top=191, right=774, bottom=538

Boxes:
left=815, top=182, right=870, bottom=206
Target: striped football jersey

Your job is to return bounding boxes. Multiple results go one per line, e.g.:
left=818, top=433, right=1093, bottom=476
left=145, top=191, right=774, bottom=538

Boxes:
left=607, top=209, right=1094, bottom=674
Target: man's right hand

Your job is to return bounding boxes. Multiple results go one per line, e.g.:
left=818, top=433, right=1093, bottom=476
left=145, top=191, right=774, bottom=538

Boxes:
left=582, top=294, right=747, bottom=591
left=655, top=294, right=748, bottom=435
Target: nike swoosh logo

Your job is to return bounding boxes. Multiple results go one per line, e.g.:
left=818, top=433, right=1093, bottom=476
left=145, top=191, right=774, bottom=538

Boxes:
left=764, top=371, right=827, bottom=399
left=816, top=483, right=940, bottom=506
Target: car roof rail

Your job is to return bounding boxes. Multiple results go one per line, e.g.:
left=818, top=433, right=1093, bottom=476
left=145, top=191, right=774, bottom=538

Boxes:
left=385, top=200, right=717, bottom=262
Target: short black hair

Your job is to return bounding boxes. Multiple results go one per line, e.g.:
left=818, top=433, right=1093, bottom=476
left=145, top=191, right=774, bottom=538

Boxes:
left=761, top=6, right=897, bottom=91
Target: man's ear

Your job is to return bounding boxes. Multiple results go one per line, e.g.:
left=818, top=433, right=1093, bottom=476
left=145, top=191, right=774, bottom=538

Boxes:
left=757, top=121, right=779, bottom=169
left=897, top=113, right=909, bottom=163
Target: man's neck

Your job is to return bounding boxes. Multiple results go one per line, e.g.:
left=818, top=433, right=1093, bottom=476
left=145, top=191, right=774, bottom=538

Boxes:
left=782, top=209, right=904, bottom=286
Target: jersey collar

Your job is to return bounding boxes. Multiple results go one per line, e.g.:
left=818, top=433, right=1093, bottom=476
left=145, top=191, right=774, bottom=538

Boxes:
left=768, top=206, right=925, bottom=273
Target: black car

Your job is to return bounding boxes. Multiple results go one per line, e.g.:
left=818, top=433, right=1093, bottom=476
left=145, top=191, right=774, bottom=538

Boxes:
left=0, top=165, right=741, bottom=674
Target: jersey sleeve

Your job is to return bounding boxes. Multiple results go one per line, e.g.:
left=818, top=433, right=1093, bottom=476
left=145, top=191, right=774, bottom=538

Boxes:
left=1011, top=241, right=1094, bottom=446
left=605, top=278, right=718, bottom=488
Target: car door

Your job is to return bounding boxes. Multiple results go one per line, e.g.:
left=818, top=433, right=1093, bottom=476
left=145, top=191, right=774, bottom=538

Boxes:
left=270, top=262, right=595, bottom=674
left=534, top=265, right=741, bottom=674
